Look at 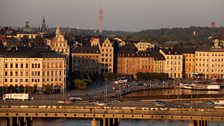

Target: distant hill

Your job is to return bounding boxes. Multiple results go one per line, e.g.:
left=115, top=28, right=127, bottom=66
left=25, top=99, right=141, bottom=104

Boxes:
left=119, top=26, right=224, bottom=46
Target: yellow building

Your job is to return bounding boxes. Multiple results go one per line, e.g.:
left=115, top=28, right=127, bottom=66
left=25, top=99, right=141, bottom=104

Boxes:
left=0, top=48, right=66, bottom=92
left=100, top=38, right=114, bottom=73
left=195, top=48, right=224, bottom=79
left=14, top=33, right=39, bottom=39
left=6, top=21, right=39, bottom=39
left=72, top=37, right=114, bottom=74
left=160, top=48, right=183, bottom=78
left=182, top=49, right=195, bottom=78
left=90, top=37, right=100, bottom=46
left=48, top=25, right=69, bottom=55
left=149, top=51, right=165, bottom=73
left=134, top=41, right=154, bottom=51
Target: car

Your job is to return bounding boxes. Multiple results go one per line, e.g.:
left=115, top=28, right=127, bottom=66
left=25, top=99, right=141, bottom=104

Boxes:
left=203, top=101, right=214, bottom=105
left=153, top=100, right=166, bottom=107
left=94, top=101, right=105, bottom=106
left=57, top=100, right=73, bottom=104
left=69, top=97, right=82, bottom=102
left=112, top=100, right=121, bottom=102
left=118, top=77, right=128, bottom=83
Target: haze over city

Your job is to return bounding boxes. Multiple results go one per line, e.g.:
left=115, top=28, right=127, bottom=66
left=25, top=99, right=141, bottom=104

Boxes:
left=0, top=0, right=223, bottom=31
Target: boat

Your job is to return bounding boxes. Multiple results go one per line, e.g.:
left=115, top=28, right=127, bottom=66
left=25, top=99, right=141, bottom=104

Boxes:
left=179, top=82, right=220, bottom=90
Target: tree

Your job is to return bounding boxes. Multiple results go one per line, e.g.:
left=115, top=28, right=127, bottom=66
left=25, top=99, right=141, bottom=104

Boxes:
left=43, top=85, right=51, bottom=94
left=103, top=73, right=117, bottom=80
left=136, top=72, right=168, bottom=80
left=73, top=79, right=88, bottom=89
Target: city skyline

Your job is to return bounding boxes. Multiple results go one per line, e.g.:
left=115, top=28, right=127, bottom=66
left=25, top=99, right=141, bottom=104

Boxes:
left=0, top=0, right=223, bottom=31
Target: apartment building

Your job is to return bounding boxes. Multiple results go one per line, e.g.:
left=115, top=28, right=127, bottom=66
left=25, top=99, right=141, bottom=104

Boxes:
left=0, top=48, right=66, bottom=92
left=160, top=48, right=183, bottom=78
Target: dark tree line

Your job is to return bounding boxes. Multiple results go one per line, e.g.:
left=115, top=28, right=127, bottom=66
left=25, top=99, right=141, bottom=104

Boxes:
left=136, top=72, right=168, bottom=80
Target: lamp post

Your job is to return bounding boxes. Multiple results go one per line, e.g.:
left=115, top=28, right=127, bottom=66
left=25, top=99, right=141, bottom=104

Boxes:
left=105, top=78, right=108, bottom=103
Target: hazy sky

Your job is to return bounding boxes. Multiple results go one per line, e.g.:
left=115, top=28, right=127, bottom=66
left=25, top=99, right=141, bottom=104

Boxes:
left=0, top=0, right=223, bottom=31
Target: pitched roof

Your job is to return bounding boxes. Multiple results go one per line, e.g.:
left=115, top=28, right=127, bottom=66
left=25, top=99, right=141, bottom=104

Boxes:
left=160, top=48, right=182, bottom=55
left=149, top=50, right=165, bottom=60
left=0, top=47, right=65, bottom=58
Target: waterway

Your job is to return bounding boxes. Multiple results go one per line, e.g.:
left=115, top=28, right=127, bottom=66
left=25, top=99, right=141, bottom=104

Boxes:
left=124, top=88, right=224, bottom=97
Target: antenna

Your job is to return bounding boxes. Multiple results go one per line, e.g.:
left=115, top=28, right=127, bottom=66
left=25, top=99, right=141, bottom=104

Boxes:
left=99, top=6, right=103, bottom=33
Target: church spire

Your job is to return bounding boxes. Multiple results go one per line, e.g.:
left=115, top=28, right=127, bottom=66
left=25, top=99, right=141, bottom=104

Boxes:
left=55, top=25, right=61, bottom=38
left=40, top=17, right=48, bottom=32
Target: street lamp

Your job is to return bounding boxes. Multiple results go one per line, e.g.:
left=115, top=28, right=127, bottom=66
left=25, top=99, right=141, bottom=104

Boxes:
left=105, top=78, right=108, bottom=103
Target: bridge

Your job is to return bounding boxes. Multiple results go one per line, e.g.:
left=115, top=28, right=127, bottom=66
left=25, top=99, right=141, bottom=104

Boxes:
left=0, top=104, right=224, bottom=126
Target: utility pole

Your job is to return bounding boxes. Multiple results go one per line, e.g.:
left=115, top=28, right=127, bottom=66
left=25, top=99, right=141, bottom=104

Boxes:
left=105, top=78, right=108, bottom=103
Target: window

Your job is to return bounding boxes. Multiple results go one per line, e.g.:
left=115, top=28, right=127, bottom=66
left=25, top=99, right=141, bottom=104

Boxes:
left=5, top=72, right=7, bottom=76
left=26, top=64, right=28, bottom=68
left=10, top=64, right=13, bottom=68
left=5, top=64, right=7, bottom=68
left=21, top=64, right=23, bottom=68
left=15, top=64, right=18, bottom=68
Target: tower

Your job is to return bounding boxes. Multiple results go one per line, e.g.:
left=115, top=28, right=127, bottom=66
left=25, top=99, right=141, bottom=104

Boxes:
left=40, top=17, right=48, bottom=32
left=98, top=6, right=103, bottom=33
left=55, top=25, right=61, bottom=38
left=211, top=21, right=216, bottom=28
left=23, top=21, right=32, bottom=33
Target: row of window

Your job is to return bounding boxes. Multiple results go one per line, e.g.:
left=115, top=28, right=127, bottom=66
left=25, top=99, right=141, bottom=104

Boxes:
left=5, top=63, right=29, bottom=69
left=74, top=59, right=98, bottom=63
left=185, top=59, right=195, bottom=62
left=168, top=66, right=181, bottom=71
left=102, top=49, right=112, bottom=52
left=102, top=58, right=112, bottom=62
left=4, top=78, right=63, bottom=83
left=196, top=64, right=224, bottom=67
left=196, top=58, right=224, bottom=62
left=166, top=61, right=181, bottom=65
left=196, top=69, right=224, bottom=73
left=4, top=71, right=63, bottom=76
left=168, top=73, right=182, bottom=78
left=4, top=63, right=63, bottom=69
left=55, top=43, right=67, bottom=47
left=126, top=65, right=152, bottom=69
left=196, top=53, right=224, bottom=57
left=101, top=54, right=112, bottom=57
left=55, top=49, right=68, bottom=52
left=166, top=56, right=182, bottom=59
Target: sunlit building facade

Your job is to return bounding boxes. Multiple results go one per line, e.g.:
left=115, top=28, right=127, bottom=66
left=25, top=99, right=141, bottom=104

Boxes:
left=0, top=48, right=66, bottom=92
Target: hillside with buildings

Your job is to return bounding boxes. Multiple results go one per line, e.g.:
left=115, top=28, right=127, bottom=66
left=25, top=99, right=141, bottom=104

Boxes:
left=119, top=27, right=224, bottom=47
